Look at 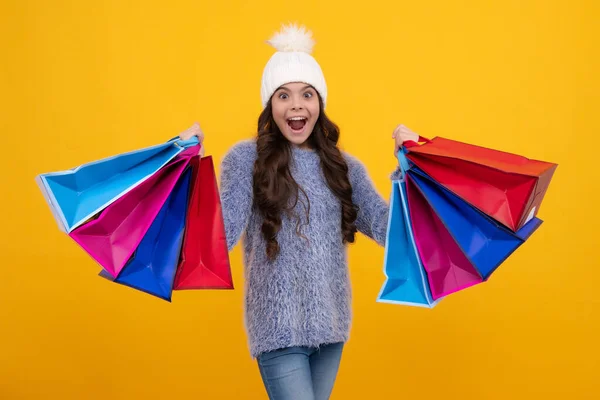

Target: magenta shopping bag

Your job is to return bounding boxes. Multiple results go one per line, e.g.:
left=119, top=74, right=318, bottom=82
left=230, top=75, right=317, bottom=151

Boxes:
left=68, top=146, right=198, bottom=278
left=406, top=174, right=483, bottom=300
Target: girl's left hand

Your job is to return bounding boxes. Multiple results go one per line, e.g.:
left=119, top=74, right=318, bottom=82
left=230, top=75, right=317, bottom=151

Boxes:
left=392, top=124, right=419, bottom=158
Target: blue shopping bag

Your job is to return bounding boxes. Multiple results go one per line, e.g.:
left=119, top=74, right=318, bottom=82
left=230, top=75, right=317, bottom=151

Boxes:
left=35, top=136, right=199, bottom=233
left=408, top=167, right=543, bottom=280
left=377, top=152, right=439, bottom=308
left=99, top=166, right=193, bottom=301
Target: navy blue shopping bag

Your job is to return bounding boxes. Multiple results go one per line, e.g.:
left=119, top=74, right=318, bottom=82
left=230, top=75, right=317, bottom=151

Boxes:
left=99, top=166, right=193, bottom=301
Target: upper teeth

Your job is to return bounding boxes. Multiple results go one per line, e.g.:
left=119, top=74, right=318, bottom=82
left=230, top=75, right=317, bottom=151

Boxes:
left=288, top=117, right=306, bottom=121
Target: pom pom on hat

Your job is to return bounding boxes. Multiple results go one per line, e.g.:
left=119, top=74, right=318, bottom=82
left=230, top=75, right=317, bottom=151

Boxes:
left=266, top=24, right=315, bottom=53
left=260, top=23, right=327, bottom=108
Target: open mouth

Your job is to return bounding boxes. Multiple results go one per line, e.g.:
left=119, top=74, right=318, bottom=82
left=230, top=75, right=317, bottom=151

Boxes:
left=287, top=116, right=308, bottom=134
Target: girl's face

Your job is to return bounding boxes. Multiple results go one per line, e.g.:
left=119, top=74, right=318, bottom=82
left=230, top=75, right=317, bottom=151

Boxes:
left=271, top=82, right=320, bottom=148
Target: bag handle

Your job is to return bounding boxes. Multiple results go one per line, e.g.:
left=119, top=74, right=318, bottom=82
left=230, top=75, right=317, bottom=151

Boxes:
left=397, top=147, right=411, bottom=176
left=396, top=136, right=431, bottom=176
left=167, top=136, right=200, bottom=148
left=402, top=135, right=432, bottom=149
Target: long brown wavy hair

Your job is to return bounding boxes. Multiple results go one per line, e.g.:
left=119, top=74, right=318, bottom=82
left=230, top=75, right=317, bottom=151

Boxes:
left=252, top=93, right=359, bottom=261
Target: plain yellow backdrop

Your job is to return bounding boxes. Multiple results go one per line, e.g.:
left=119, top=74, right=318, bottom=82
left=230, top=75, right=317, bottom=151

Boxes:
left=1, top=0, right=598, bottom=399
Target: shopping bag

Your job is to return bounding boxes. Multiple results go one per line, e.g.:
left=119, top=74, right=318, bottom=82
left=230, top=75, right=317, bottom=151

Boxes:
left=36, top=136, right=199, bottom=233
left=99, top=166, right=193, bottom=301
left=377, top=175, right=439, bottom=308
left=173, top=156, right=233, bottom=290
left=408, top=167, right=543, bottom=279
left=406, top=173, right=483, bottom=300
left=69, top=146, right=198, bottom=278
left=405, top=137, right=557, bottom=232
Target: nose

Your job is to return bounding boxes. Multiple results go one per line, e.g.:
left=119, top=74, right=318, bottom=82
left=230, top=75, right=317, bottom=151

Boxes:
left=291, top=96, right=303, bottom=111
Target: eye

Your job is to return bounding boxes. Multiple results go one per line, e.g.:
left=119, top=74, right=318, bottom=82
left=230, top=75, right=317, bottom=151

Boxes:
left=304, top=92, right=313, bottom=98
left=278, top=92, right=288, bottom=99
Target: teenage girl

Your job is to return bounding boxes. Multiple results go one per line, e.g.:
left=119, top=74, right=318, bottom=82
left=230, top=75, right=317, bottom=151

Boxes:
left=179, top=23, right=418, bottom=400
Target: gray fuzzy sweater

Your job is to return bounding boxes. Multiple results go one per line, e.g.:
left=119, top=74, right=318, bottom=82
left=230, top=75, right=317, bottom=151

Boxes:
left=219, top=139, right=397, bottom=358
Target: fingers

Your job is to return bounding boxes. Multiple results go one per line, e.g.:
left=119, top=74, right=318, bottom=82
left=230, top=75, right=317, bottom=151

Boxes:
left=176, top=122, right=206, bottom=156
left=179, top=122, right=204, bottom=141
left=192, top=121, right=204, bottom=141
left=392, top=124, right=410, bottom=138
left=395, top=125, right=419, bottom=144
left=392, top=124, right=420, bottom=159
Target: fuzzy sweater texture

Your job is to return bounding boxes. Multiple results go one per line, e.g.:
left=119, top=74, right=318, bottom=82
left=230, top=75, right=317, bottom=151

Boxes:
left=219, top=139, right=399, bottom=358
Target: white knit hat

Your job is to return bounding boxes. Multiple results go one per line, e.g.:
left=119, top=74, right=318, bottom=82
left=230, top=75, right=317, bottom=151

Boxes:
left=260, top=24, right=328, bottom=109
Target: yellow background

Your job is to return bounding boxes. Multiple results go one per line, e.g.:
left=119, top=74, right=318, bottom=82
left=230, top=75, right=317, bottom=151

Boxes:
left=1, top=0, right=598, bottom=398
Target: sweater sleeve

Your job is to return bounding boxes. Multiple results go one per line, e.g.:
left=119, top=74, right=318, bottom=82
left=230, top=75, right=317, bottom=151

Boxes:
left=218, top=140, right=256, bottom=251
left=347, top=155, right=400, bottom=247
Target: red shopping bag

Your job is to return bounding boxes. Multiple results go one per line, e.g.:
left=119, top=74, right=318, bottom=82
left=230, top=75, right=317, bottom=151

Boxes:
left=405, top=137, right=557, bottom=232
left=173, top=156, right=233, bottom=290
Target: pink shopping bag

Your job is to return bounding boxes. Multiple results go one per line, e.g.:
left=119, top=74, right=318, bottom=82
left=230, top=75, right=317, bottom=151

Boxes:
left=406, top=174, right=483, bottom=300
left=68, top=146, right=198, bottom=278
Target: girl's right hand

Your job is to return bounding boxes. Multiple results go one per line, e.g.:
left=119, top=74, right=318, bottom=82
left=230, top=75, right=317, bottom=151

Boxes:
left=179, top=122, right=205, bottom=157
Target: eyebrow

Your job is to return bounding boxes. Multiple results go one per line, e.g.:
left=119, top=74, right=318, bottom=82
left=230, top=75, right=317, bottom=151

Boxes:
left=276, top=84, right=314, bottom=92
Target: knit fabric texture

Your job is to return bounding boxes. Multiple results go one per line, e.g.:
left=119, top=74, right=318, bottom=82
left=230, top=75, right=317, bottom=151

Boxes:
left=218, top=139, right=400, bottom=358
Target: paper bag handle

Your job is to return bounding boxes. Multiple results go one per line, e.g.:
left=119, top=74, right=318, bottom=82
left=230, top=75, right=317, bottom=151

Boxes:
left=402, top=135, right=432, bottom=149
left=396, top=136, right=431, bottom=176
left=168, top=136, right=200, bottom=148
left=397, top=147, right=411, bottom=176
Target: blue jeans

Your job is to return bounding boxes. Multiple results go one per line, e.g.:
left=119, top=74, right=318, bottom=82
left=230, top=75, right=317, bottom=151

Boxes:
left=257, top=342, right=344, bottom=400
